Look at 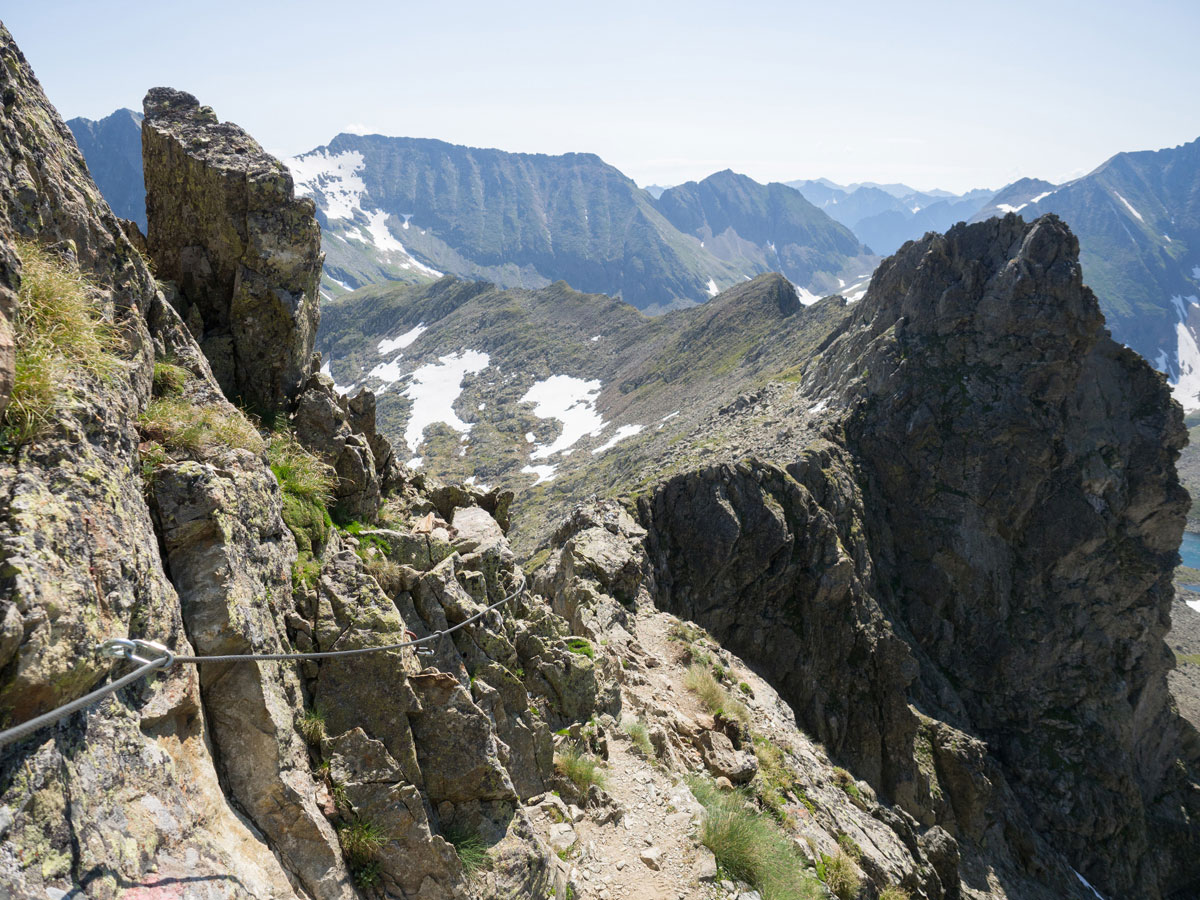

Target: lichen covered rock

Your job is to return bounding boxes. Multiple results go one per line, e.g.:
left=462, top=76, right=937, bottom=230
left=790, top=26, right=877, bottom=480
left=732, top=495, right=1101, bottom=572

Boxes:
left=141, top=87, right=321, bottom=412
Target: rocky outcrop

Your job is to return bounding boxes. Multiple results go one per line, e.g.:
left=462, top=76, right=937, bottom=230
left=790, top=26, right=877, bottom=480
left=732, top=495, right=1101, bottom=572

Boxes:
left=819, top=214, right=1200, bottom=898
left=141, top=87, right=399, bottom=522
left=142, top=87, right=321, bottom=412
left=292, top=371, right=390, bottom=522
left=640, top=215, right=1200, bottom=899
left=0, top=26, right=303, bottom=899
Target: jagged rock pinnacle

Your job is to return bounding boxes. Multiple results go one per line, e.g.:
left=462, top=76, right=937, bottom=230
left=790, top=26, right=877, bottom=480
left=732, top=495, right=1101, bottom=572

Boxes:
left=141, top=86, right=322, bottom=412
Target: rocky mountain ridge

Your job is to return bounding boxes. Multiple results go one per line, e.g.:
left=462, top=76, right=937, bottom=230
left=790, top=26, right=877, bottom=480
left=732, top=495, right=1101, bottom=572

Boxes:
left=0, top=22, right=1197, bottom=900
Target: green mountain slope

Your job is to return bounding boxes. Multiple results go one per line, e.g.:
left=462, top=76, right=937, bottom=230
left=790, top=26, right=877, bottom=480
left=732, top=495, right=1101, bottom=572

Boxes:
left=317, top=273, right=849, bottom=546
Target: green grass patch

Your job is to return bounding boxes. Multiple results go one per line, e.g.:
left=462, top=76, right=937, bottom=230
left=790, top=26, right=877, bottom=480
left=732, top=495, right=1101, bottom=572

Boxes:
left=622, top=717, right=653, bottom=756
left=4, top=239, right=122, bottom=444
left=688, top=777, right=821, bottom=900
left=298, top=708, right=326, bottom=745
left=1176, top=652, right=1200, bottom=667
left=879, top=886, right=911, bottom=900
left=832, top=767, right=861, bottom=800
left=269, top=430, right=335, bottom=501
left=819, top=848, right=862, bottom=900
left=337, top=818, right=388, bottom=865
left=140, top=396, right=264, bottom=457
left=152, top=361, right=191, bottom=397
left=555, top=743, right=606, bottom=792
left=566, top=637, right=594, bottom=659
left=443, top=824, right=490, bottom=877
left=684, top=663, right=751, bottom=723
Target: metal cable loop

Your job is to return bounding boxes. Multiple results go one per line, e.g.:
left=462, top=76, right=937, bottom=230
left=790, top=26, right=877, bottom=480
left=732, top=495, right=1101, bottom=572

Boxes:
left=0, top=572, right=527, bottom=749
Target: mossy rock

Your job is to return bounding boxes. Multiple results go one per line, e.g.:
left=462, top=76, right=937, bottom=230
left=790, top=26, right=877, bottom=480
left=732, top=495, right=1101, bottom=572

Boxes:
left=282, top=490, right=332, bottom=556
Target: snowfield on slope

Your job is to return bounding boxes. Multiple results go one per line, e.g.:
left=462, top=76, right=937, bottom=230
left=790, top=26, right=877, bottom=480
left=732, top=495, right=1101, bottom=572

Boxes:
left=401, top=350, right=490, bottom=457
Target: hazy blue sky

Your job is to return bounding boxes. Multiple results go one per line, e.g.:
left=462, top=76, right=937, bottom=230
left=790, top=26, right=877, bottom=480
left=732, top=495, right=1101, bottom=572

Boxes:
left=6, top=1, right=1199, bottom=193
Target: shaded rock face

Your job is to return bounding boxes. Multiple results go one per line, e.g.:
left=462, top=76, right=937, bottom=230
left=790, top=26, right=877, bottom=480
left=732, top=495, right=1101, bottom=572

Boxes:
left=820, top=214, right=1200, bottom=898
left=142, top=87, right=322, bottom=412
left=641, top=216, right=1200, bottom=899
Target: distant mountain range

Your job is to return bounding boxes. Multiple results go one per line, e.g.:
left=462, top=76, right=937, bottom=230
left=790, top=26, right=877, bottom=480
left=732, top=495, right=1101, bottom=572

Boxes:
left=64, top=109, right=1200, bottom=408
left=66, top=108, right=146, bottom=229
left=286, top=135, right=876, bottom=311
left=787, top=177, right=994, bottom=255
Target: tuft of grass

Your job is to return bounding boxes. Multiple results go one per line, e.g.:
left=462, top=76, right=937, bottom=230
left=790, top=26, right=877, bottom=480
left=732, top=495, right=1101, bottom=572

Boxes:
left=684, top=663, right=726, bottom=713
left=337, top=819, right=388, bottom=866
left=752, top=735, right=795, bottom=824
left=298, top=708, right=326, bottom=745
left=4, top=239, right=122, bottom=443
left=293, top=555, right=322, bottom=591
left=832, top=767, right=861, bottom=800
left=443, top=824, right=490, bottom=877
left=555, top=744, right=606, bottom=792
left=623, top=717, right=653, bottom=756
left=684, top=663, right=752, bottom=723
left=140, top=396, right=264, bottom=457
left=668, top=621, right=707, bottom=644
left=268, top=430, right=335, bottom=502
left=565, top=637, right=594, bottom=659
left=836, top=833, right=863, bottom=862
left=879, top=887, right=911, bottom=900
left=688, top=777, right=821, bottom=900
left=152, top=360, right=191, bottom=397
left=821, top=848, right=861, bottom=900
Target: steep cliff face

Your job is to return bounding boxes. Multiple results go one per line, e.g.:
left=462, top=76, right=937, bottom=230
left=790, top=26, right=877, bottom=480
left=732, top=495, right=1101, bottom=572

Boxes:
left=820, top=214, right=1199, bottom=897
left=142, top=87, right=322, bottom=412
left=640, top=216, right=1200, bottom=899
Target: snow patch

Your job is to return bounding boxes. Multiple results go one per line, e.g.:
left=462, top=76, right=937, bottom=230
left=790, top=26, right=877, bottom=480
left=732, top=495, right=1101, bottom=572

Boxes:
left=358, top=211, right=442, bottom=277
left=794, top=284, right=820, bottom=306
left=378, top=324, right=427, bottom=355
left=590, top=335, right=601, bottom=342
left=591, top=424, right=644, bottom=455
left=809, top=399, right=829, bottom=414
left=662, top=410, right=680, bottom=421
left=320, top=358, right=355, bottom=396
left=1113, top=191, right=1145, bottom=223
left=1168, top=296, right=1200, bottom=411
left=996, top=203, right=1027, bottom=214
left=1188, top=598, right=1200, bottom=614
left=1029, top=190, right=1054, bottom=204
left=521, top=463, right=558, bottom=485
left=286, top=150, right=365, bottom=221
left=706, top=278, right=719, bottom=298
left=520, top=376, right=605, bottom=459
left=368, top=355, right=406, bottom=385
left=400, top=350, right=490, bottom=453
left=329, top=275, right=353, bottom=291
